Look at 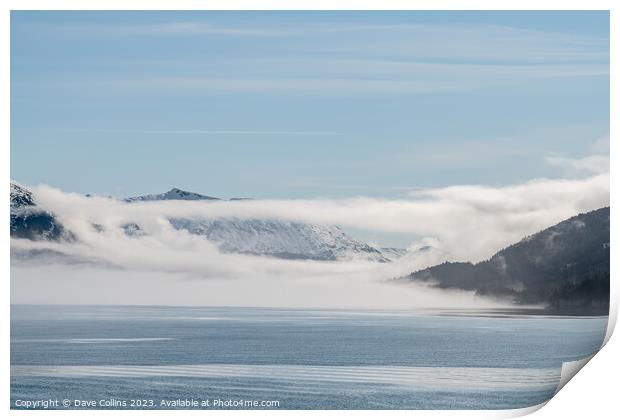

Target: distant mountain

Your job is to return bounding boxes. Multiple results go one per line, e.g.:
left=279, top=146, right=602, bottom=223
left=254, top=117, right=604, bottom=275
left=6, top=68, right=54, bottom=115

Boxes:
left=129, top=188, right=388, bottom=261
left=10, top=182, right=69, bottom=241
left=379, top=247, right=409, bottom=260
left=125, top=187, right=220, bottom=202
left=170, top=217, right=387, bottom=261
left=403, top=207, right=610, bottom=314
left=10, top=184, right=389, bottom=262
left=379, top=246, right=433, bottom=260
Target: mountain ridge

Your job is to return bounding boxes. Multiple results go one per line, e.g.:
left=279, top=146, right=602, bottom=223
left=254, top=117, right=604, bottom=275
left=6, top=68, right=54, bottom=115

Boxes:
left=125, top=187, right=220, bottom=202
left=403, top=207, right=610, bottom=314
left=10, top=183, right=390, bottom=262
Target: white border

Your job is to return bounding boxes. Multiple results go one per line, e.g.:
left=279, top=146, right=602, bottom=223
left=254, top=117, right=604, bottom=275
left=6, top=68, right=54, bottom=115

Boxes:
left=3, top=1, right=617, bottom=419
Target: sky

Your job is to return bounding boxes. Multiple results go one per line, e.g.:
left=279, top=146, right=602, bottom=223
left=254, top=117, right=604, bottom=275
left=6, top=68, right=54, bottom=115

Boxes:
left=10, top=11, right=609, bottom=199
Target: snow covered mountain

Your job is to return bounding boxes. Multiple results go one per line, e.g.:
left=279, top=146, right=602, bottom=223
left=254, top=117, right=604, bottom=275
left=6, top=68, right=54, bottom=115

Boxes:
left=10, top=182, right=69, bottom=241
left=10, top=183, right=390, bottom=262
left=124, top=187, right=388, bottom=261
left=11, top=182, right=35, bottom=209
left=170, top=217, right=388, bottom=261
left=125, top=187, right=220, bottom=202
left=379, top=247, right=409, bottom=260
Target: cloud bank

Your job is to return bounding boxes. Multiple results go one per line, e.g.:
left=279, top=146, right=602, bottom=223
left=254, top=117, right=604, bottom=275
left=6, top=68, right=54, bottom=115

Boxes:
left=26, top=172, right=608, bottom=261
left=10, top=170, right=609, bottom=308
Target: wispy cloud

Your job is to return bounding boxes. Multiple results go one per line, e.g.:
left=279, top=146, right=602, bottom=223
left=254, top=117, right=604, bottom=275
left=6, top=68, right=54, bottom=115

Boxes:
left=61, top=128, right=343, bottom=136
left=313, top=23, right=608, bottom=63
left=545, top=132, right=610, bottom=175
left=52, top=64, right=606, bottom=96
left=30, top=20, right=608, bottom=64
left=130, top=22, right=288, bottom=37
left=25, top=21, right=290, bottom=38
left=546, top=155, right=610, bottom=175
left=590, top=133, right=611, bottom=155
left=14, top=18, right=608, bottom=97
left=242, top=58, right=609, bottom=79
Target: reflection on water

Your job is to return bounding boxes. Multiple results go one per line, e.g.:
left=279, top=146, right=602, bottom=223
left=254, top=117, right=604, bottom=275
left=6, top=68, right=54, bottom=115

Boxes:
left=11, top=305, right=608, bottom=410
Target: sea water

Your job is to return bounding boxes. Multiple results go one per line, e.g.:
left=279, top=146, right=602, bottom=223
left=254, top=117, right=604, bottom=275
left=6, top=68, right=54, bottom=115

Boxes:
left=10, top=305, right=608, bottom=409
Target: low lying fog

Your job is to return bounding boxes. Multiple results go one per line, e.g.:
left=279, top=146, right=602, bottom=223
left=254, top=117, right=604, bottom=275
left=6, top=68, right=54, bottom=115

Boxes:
left=11, top=172, right=609, bottom=309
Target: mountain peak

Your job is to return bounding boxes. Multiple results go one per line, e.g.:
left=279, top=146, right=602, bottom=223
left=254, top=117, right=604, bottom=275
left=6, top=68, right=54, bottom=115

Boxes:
left=126, top=188, right=220, bottom=202
left=10, top=181, right=35, bottom=209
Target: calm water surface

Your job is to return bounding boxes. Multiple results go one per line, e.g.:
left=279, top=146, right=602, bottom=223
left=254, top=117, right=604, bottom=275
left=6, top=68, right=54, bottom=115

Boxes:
left=10, top=305, right=608, bottom=409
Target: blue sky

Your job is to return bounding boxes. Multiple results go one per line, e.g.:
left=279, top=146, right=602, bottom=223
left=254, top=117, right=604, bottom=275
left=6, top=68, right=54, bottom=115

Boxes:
left=11, top=11, right=609, bottom=199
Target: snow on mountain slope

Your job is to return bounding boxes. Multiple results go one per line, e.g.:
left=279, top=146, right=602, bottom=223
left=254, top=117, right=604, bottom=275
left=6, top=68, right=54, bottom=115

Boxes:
left=123, top=187, right=389, bottom=261
left=10, top=182, right=35, bottom=210
left=10, top=184, right=390, bottom=262
left=10, top=182, right=69, bottom=241
left=379, top=247, right=409, bottom=260
left=170, top=217, right=388, bottom=262
left=125, top=187, right=220, bottom=202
